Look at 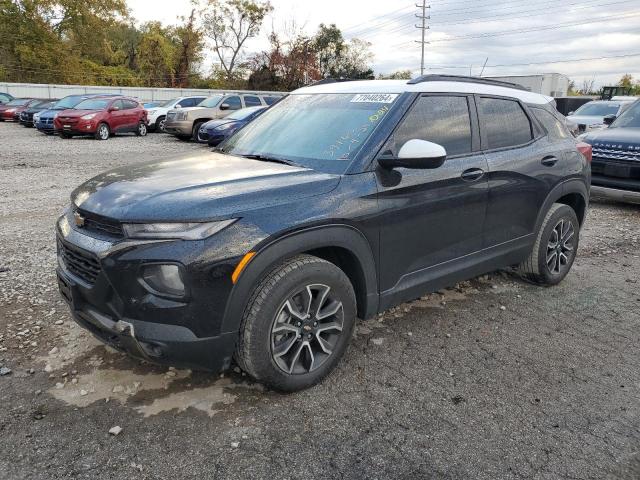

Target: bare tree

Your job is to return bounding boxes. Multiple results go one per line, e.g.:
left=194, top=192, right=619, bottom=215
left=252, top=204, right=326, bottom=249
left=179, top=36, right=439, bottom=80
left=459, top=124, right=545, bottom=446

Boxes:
left=200, top=0, right=272, bottom=80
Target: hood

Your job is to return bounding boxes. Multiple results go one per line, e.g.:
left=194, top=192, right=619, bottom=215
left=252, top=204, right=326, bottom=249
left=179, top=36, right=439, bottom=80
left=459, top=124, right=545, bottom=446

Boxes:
left=71, top=150, right=341, bottom=222
left=582, top=127, right=640, bottom=147
left=203, top=119, right=234, bottom=130
left=566, top=115, right=605, bottom=125
left=168, top=106, right=205, bottom=115
left=57, top=109, right=103, bottom=118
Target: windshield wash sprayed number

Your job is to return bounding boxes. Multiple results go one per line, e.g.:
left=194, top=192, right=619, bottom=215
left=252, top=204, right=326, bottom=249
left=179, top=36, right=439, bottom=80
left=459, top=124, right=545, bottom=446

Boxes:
left=325, top=105, right=390, bottom=160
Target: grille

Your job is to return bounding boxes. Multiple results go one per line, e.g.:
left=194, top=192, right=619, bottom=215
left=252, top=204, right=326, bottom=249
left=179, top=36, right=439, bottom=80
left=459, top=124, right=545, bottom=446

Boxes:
left=41, top=117, right=54, bottom=126
left=592, top=146, right=640, bottom=163
left=77, top=209, right=125, bottom=239
left=58, top=239, right=101, bottom=285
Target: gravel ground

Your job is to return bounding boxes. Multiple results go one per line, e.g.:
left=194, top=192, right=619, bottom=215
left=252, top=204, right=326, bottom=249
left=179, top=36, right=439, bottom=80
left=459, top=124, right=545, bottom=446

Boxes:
left=1, top=122, right=639, bottom=480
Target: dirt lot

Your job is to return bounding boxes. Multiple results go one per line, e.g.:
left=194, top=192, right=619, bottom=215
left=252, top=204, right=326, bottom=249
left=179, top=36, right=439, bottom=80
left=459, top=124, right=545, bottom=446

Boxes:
left=1, top=121, right=639, bottom=480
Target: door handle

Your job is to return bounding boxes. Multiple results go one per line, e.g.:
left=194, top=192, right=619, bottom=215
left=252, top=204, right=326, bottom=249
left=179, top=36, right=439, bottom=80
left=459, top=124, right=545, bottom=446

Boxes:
left=461, top=168, right=485, bottom=182
left=541, top=155, right=559, bottom=167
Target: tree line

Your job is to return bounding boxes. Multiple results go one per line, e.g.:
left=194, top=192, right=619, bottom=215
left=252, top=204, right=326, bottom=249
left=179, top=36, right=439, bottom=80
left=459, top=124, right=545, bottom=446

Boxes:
left=0, top=0, right=394, bottom=91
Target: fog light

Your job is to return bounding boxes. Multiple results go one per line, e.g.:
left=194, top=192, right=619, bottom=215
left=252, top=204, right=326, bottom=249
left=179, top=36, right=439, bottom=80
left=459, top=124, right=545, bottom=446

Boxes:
left=141, top=264, right=185, bottom=297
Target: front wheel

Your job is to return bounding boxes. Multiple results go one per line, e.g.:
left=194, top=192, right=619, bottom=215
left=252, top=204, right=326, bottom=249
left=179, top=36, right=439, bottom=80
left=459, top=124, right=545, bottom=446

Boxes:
left=517, top=203, right=580, bottom=285
left=235, top=255, right=356, bottom=392
left=192, top=121, right=204, bottom=141
left=136, top=121, right=147, bottom=137
left=155, top=116, right=166, bottom=132
left=95, top=122, right=110, bottom=141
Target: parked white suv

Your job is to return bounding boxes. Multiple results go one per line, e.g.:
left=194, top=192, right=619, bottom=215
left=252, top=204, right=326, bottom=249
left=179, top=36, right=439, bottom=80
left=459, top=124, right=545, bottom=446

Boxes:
left=147, top=96, right=207, bottom=132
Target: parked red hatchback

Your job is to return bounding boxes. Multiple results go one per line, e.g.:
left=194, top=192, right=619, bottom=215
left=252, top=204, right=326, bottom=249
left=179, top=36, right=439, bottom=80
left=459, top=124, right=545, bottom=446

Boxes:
left=54, top=96, right=148, bottom=140
left=0, top=98, right=37, bottom=121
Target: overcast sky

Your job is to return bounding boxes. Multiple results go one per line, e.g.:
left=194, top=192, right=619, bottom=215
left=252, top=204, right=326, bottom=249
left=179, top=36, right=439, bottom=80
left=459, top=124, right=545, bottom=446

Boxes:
left=128, top=0, right=640, bottom=87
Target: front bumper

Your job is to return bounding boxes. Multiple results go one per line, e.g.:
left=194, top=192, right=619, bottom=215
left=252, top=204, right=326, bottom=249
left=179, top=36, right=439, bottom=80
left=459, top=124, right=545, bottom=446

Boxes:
left=54, top=120, right=98, bottom=135
left=55, top=211, right=240, bottom=372
left=164, top=120, right=193, bottom=136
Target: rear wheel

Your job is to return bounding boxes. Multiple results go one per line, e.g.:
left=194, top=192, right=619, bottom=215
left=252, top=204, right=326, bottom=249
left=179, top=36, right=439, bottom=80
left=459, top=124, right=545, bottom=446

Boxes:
left=235, top=255, right=356, bottom=392
left=192, top=121, right=204, bottom=141
left=95, top=122, right=110, bottom=141
left=136, top=121, right=147, bottom=137
left=517, top=203, right=580, bottom=285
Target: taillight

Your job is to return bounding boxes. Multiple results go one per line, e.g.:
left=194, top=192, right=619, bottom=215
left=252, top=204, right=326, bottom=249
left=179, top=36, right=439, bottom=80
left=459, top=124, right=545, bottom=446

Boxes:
left=577, top=142, right=592, bottom=163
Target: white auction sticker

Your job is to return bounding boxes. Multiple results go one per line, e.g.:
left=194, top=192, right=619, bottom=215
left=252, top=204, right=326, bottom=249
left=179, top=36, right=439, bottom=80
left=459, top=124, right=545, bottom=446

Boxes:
left=350, top=94, right=398, bottom=104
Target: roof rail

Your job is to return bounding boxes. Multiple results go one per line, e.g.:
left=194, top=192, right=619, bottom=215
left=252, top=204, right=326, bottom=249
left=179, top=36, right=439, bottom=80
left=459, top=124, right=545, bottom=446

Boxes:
left=407, top=74, right=528, bottom=91
left=309, top=78, right=365, bottom=86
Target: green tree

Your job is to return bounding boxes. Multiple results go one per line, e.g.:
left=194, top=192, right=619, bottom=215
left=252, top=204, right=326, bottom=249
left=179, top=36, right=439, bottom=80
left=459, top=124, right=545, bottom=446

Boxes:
left=137, top=23, right=176, bottom=87
left=378, top=70, right=413, bottom=80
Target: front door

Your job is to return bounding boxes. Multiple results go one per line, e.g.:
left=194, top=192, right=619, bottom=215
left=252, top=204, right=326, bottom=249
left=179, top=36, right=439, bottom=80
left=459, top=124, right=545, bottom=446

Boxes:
left=377, top=94, right=489, bottom=307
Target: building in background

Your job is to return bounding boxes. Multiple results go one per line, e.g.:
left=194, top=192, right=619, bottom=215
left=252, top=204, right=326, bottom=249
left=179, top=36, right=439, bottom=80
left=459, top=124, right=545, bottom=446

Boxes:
left=485, top=73, right=571, bottom=97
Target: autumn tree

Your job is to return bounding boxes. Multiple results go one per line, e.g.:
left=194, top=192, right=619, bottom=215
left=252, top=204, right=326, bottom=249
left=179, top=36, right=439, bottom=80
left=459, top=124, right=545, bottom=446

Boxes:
left=200, top=0, right=272, bottom=81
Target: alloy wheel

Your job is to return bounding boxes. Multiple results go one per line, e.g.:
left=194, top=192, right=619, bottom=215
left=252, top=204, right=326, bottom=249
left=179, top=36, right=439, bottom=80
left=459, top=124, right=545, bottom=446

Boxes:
left=158, top=118, right=166, bottom=131
left=138, top=123, right=147, bottom=136
left=98, top=124, right=109, bottom=140
left=271, top=284, right=344, bottom=375
left=546, top=219, right=575, bottom=275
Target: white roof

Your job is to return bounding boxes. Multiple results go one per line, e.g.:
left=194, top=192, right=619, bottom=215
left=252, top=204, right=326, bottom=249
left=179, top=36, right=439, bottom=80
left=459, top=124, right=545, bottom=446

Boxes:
left=293, top=79, right=553, bottom=105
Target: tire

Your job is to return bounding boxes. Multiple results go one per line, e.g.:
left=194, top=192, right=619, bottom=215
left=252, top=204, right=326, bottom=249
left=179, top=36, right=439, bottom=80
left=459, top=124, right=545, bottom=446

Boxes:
left=95, top=122, right=110, bottom=141
left=517, top=203, right=580, bottom=285
left=135, top=121, right=147, bottom=137
left=192, top=121, right=204, bottom=141
left=235, top=254, right=357, bottom=392
left=155, top=116, right=166, bottom=132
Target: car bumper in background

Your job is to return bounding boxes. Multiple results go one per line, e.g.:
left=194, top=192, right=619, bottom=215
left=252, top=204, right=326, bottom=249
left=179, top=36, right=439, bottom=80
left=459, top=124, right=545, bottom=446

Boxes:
left=164, top=120, right=193, bottom=136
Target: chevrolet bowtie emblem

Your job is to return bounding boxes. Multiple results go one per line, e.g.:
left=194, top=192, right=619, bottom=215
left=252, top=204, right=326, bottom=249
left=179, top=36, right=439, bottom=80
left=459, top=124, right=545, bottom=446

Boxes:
left=74, top=211, right=85, bottom=227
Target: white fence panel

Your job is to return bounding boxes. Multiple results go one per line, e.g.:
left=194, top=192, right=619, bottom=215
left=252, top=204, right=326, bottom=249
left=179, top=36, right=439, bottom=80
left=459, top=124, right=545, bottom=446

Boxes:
left=0, top=82, right=285, bottom=101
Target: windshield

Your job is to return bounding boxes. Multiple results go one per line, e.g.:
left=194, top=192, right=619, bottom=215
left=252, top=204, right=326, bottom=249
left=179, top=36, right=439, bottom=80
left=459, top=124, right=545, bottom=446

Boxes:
left=227, top=107, right=265, bottom=121
left=74, top=98, right=110, bottom=110
left=7, top=99, right=30, bottom=106
left=160, top=98, right=178, bottom=108
left=199, top=95, right=224, bottom=108
left=574, top=102, right=621, bottom=117
left=223, top=93, right=397, bottom=167
left=54, top=96, right=86, bottom=109
left=611, top=101, right=640, bottom=128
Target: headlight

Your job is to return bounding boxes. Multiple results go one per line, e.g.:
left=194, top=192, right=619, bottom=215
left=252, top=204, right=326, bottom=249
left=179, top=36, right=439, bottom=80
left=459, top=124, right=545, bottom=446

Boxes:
left=81, top=113, right=97, bottom=120
left=215, top=123, right=235, bottom=131
left=123, top=219, right=237, bottom=240
left=33, top=113, right=40, bottom=122
left=6, top=108, right=15, bottom=113
left=148, top=109, right=157, bottom=115
left=141, top=264, right=185, bottom=297
left=54, top=113, right=59, bottom=119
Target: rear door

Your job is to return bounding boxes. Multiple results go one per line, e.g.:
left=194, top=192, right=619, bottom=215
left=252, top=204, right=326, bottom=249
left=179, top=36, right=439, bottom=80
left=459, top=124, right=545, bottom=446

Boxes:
left=122, top=99, right=140, bottom=130
left=377, top=94, right=489, bottom=301
left=479, top=96, right=564, bottom=247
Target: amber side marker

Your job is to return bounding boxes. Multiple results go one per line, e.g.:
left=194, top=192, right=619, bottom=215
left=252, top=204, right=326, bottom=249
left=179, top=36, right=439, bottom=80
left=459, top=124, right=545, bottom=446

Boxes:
left=232, top=252, right=256, bottom=284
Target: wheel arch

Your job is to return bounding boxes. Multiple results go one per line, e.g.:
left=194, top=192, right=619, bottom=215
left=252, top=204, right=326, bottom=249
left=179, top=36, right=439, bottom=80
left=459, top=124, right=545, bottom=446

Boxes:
left=535, top=180, right=589, bottom=233
left=221, top=224, right=379, bottom=333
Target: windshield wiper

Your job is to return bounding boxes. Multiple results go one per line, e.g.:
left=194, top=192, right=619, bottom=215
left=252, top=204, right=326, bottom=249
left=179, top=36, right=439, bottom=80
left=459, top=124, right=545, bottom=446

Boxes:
left=240, top=154, right=300, bottom=167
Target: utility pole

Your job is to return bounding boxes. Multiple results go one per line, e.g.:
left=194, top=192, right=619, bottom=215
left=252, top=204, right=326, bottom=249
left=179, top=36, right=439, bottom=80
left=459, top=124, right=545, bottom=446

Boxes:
left=415, top=0, right=430, bottom=76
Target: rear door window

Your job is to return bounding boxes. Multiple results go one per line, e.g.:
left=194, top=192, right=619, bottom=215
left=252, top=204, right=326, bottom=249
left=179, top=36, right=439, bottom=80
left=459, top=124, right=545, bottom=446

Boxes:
left=264, top=96, right=280, bottom=105
left=478, top=97, right=533, bottom=150
left=122, top=100, right=138, bottom=110
left=244, top=96, right=262, bottom=107
left=393, top=95, right=473, bottom=157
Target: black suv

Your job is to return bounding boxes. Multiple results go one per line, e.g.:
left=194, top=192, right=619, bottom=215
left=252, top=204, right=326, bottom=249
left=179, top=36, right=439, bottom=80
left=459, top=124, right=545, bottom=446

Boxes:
left=56, top=76, right=591, bottom=391
left=581, top=99, right=640, bottom=203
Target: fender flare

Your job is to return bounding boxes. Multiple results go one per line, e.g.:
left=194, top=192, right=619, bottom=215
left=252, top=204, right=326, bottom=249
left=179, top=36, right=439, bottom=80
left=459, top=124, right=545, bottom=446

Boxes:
left=220, top=224, right=379, bottom=333
left=534, top=179, right=589, bottom=233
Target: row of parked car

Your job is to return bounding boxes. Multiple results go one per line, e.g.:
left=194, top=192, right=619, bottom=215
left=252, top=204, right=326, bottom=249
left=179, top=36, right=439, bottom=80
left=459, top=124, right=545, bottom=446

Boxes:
left=0, top=91, right=284, bottom=146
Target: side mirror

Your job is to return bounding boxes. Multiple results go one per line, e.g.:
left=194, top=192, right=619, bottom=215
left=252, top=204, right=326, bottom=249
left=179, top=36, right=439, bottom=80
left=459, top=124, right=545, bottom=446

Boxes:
left=379, top=139, right=447, bottom=170
left=220, top=103, right=230, bottom=111
left=568, top=111, right=575, bottom=116
left=109, top=106, right=119, bottom=112
left=603, top=114, right=616, bottom=126
left=174, top=104, right=182, bottom=109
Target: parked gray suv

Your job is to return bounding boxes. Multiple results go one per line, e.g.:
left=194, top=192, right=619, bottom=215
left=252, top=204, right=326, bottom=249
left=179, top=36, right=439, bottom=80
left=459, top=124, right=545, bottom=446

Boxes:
left=164, top=93, right=282, bottom=140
